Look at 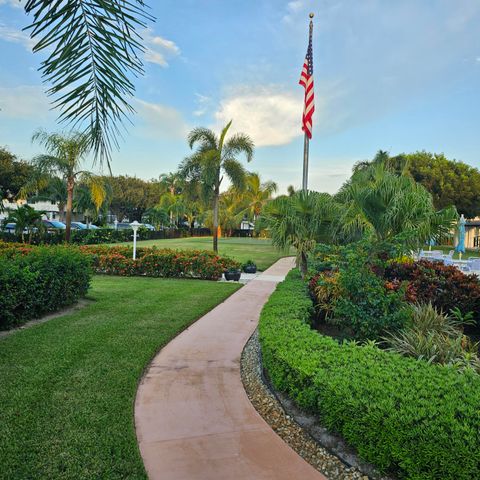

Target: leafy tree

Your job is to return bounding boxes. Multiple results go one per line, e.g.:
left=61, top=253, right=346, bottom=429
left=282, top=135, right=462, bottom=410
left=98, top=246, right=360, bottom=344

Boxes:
left=180, top=121, right=254, bottom=252
left=106, top=175, right=158, bottom=222
left=22, top=1, right=154, bottom=165
left=0, top=147, right=34, bottom=200
left=4, top=205, right=44, bottom=243
left=26, top=130, right=106, bottom=241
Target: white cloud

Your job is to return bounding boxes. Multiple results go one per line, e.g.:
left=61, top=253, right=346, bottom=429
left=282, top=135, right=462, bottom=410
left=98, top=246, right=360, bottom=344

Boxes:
left=134, top=99, right=189, bottom=139
left=0, top=85, right=51, bottom=119
left=214, top=87, right=303, bottom=147
left=0, top=24, right=35, bottom=50
left=283, top=0, right=305, bottom=23
left=193, top=93, right=211, bottom=117
left=143, top=28, right=180, bottom=67
left=0, top=0, right=22, bottom=8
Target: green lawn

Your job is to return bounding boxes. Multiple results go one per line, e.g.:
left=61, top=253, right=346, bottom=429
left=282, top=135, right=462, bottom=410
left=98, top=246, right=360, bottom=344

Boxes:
left=0, top=276, right=240, bottom=480
left=118, top=236, right=289, bottom=271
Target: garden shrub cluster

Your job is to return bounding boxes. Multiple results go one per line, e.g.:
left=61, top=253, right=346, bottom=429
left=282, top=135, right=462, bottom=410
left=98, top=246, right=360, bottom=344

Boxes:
left=79, top=245, right=240, bottom=280
left=385, top=259, right=480, bottom=326
left=0, top=244, right=91, bottom=329
left=259, top=270, right=480, bottom=480
left=310, top=242, right=412, bottom=340
left=310, top=241, right=480, bottom=339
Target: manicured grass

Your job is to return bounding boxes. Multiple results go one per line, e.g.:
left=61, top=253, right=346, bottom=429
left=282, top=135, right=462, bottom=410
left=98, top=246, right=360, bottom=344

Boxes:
left=0, top=276, right=240, bottom=480
left=118, top=236, right=289, bottom=271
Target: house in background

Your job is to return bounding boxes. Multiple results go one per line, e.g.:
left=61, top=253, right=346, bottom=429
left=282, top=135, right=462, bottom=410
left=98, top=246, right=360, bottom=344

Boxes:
left=0, top=199, right=83, bottom=222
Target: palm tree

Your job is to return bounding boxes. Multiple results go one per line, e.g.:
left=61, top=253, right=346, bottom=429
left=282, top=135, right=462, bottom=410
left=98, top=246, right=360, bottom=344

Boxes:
left=5, top=205, right=44, bottom=244
left=142, top=207, right=169, bottom=230
left=180, top=121, right=254, bottom=252
left=334, top=161, right=458, bottom=246
left=28, top=130, right=106, bottom=242
left=263, top=190, right=336, bottom=277
left=159, top=172, right=183, bottom=195
left=22, top=1, right=154, bottom=165
left=29, top=177, right=67, bottom=222
left=241, top=173, right=277, bottom=222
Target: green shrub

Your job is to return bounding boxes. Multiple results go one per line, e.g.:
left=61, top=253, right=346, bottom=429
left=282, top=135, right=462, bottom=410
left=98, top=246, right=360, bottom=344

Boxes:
left=0, top=245, right=91, bottom=329
left=259, top=271, right=480, bottom=479
left=383, top=303, right=480, bottom=372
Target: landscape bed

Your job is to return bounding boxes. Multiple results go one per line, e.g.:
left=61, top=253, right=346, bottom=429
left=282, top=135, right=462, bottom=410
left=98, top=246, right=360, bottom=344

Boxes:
left=259, top=270, right=480, bottom=480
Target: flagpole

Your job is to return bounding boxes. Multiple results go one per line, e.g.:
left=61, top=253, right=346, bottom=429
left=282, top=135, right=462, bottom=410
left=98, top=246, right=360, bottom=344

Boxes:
left=302, top=13, right=314, bottom=192
left=302, top=133, right=309, bottom=190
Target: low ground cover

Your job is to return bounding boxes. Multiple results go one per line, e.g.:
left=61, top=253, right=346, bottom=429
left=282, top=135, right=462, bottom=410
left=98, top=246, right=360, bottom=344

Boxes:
left=0, top=276, right=240, bottom=479
left=259, top=270, right=480, bottom=480
left=0, top=244, right=91, bottom=329
left=116, top=236, right=288, bottom=271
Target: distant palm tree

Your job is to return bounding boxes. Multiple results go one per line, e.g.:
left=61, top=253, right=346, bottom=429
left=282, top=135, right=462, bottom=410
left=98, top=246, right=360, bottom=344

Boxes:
left=27, top=130, right=106, bottom=242
left=5, top=205, right=44, bottom=244
left=180, top=121, right=254, bottom=252
left=29, top=177, right=67, bottom=222
left=241, top=173, right=277, bottom=222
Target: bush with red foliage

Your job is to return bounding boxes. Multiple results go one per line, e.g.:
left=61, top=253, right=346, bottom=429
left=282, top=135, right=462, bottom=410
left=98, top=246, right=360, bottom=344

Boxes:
left=385, top=260, right=480, bottom=326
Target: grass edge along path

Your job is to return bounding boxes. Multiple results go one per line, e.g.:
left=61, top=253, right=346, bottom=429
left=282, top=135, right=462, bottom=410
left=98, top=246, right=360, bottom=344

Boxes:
left=0, top=276, right=241, bottom=479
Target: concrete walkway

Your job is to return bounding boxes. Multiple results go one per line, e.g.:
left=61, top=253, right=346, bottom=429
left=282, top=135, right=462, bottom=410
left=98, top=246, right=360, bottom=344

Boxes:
left=135, top=257, right=326, bottom=480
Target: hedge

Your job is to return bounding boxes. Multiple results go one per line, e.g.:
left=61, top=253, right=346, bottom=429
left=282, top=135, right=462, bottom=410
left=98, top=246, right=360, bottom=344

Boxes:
left=79, top=245, right=240, bottom=280
left=0, top=245, right=91, bottom=329
left=0, top=227, right=212, bottom=245
left=259, top=270, right=480, bottom=480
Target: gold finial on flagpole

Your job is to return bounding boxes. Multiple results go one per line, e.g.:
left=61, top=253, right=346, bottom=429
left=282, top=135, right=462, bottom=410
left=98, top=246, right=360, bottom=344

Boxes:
left=309, top=12, right=314, bottom=19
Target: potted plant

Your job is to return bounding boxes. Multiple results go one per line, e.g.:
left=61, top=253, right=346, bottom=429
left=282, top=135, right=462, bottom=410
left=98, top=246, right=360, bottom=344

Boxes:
left=224, top=267, right=241, bottom=281
left=243, top=260, right=257, bottom=274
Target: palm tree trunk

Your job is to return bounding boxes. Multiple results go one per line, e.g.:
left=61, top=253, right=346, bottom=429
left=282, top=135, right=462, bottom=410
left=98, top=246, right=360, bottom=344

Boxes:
left=213, top=187, right=219, bottom=253
left=299, top=252, right=308, bottom=279
left=65, top=178, right=74, bottom=242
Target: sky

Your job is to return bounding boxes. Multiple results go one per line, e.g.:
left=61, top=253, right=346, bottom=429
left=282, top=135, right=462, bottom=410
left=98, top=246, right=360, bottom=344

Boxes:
left=1, top=0, right=480, bottom=194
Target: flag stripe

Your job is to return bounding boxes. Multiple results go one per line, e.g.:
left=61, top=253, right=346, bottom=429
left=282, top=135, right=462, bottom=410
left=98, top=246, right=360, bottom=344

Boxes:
left=299, top=23, right=314, bottom=139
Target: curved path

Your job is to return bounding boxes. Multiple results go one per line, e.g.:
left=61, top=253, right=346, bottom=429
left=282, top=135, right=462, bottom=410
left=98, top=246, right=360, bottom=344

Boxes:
left=135, top=257, right=326, bottom=480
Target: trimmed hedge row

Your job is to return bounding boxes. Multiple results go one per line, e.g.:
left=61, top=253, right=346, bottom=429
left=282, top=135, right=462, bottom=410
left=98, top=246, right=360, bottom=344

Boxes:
left=0, top=245, right=91, bottom=329
left=0, top=227, right=212, bottom=245
left=79, top=245, right=240, bottom=280
left=259, top=270, right=480, bottom=480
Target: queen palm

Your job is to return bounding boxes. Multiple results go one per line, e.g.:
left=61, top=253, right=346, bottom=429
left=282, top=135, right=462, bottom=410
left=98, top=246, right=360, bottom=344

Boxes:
left=29, top=130, right=106, bottom=242
left=180, top=121, right=254, bottom=252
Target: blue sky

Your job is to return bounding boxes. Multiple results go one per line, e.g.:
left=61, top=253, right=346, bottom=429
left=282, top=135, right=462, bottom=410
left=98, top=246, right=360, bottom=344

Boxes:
left=1, top=0, right=479, bottom=194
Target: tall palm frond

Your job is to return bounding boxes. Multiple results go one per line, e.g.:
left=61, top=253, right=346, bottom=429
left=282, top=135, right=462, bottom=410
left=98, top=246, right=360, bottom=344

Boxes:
left=23, top=1, right=154, bottom=166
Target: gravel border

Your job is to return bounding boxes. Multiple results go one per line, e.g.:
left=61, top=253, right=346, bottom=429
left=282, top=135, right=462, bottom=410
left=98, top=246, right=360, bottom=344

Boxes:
left=241, top=329, right=394, bottom=480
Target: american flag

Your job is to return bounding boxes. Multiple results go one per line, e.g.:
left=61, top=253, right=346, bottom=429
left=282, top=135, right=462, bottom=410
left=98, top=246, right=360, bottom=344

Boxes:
left=299, top=22, right=314, bottom=139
